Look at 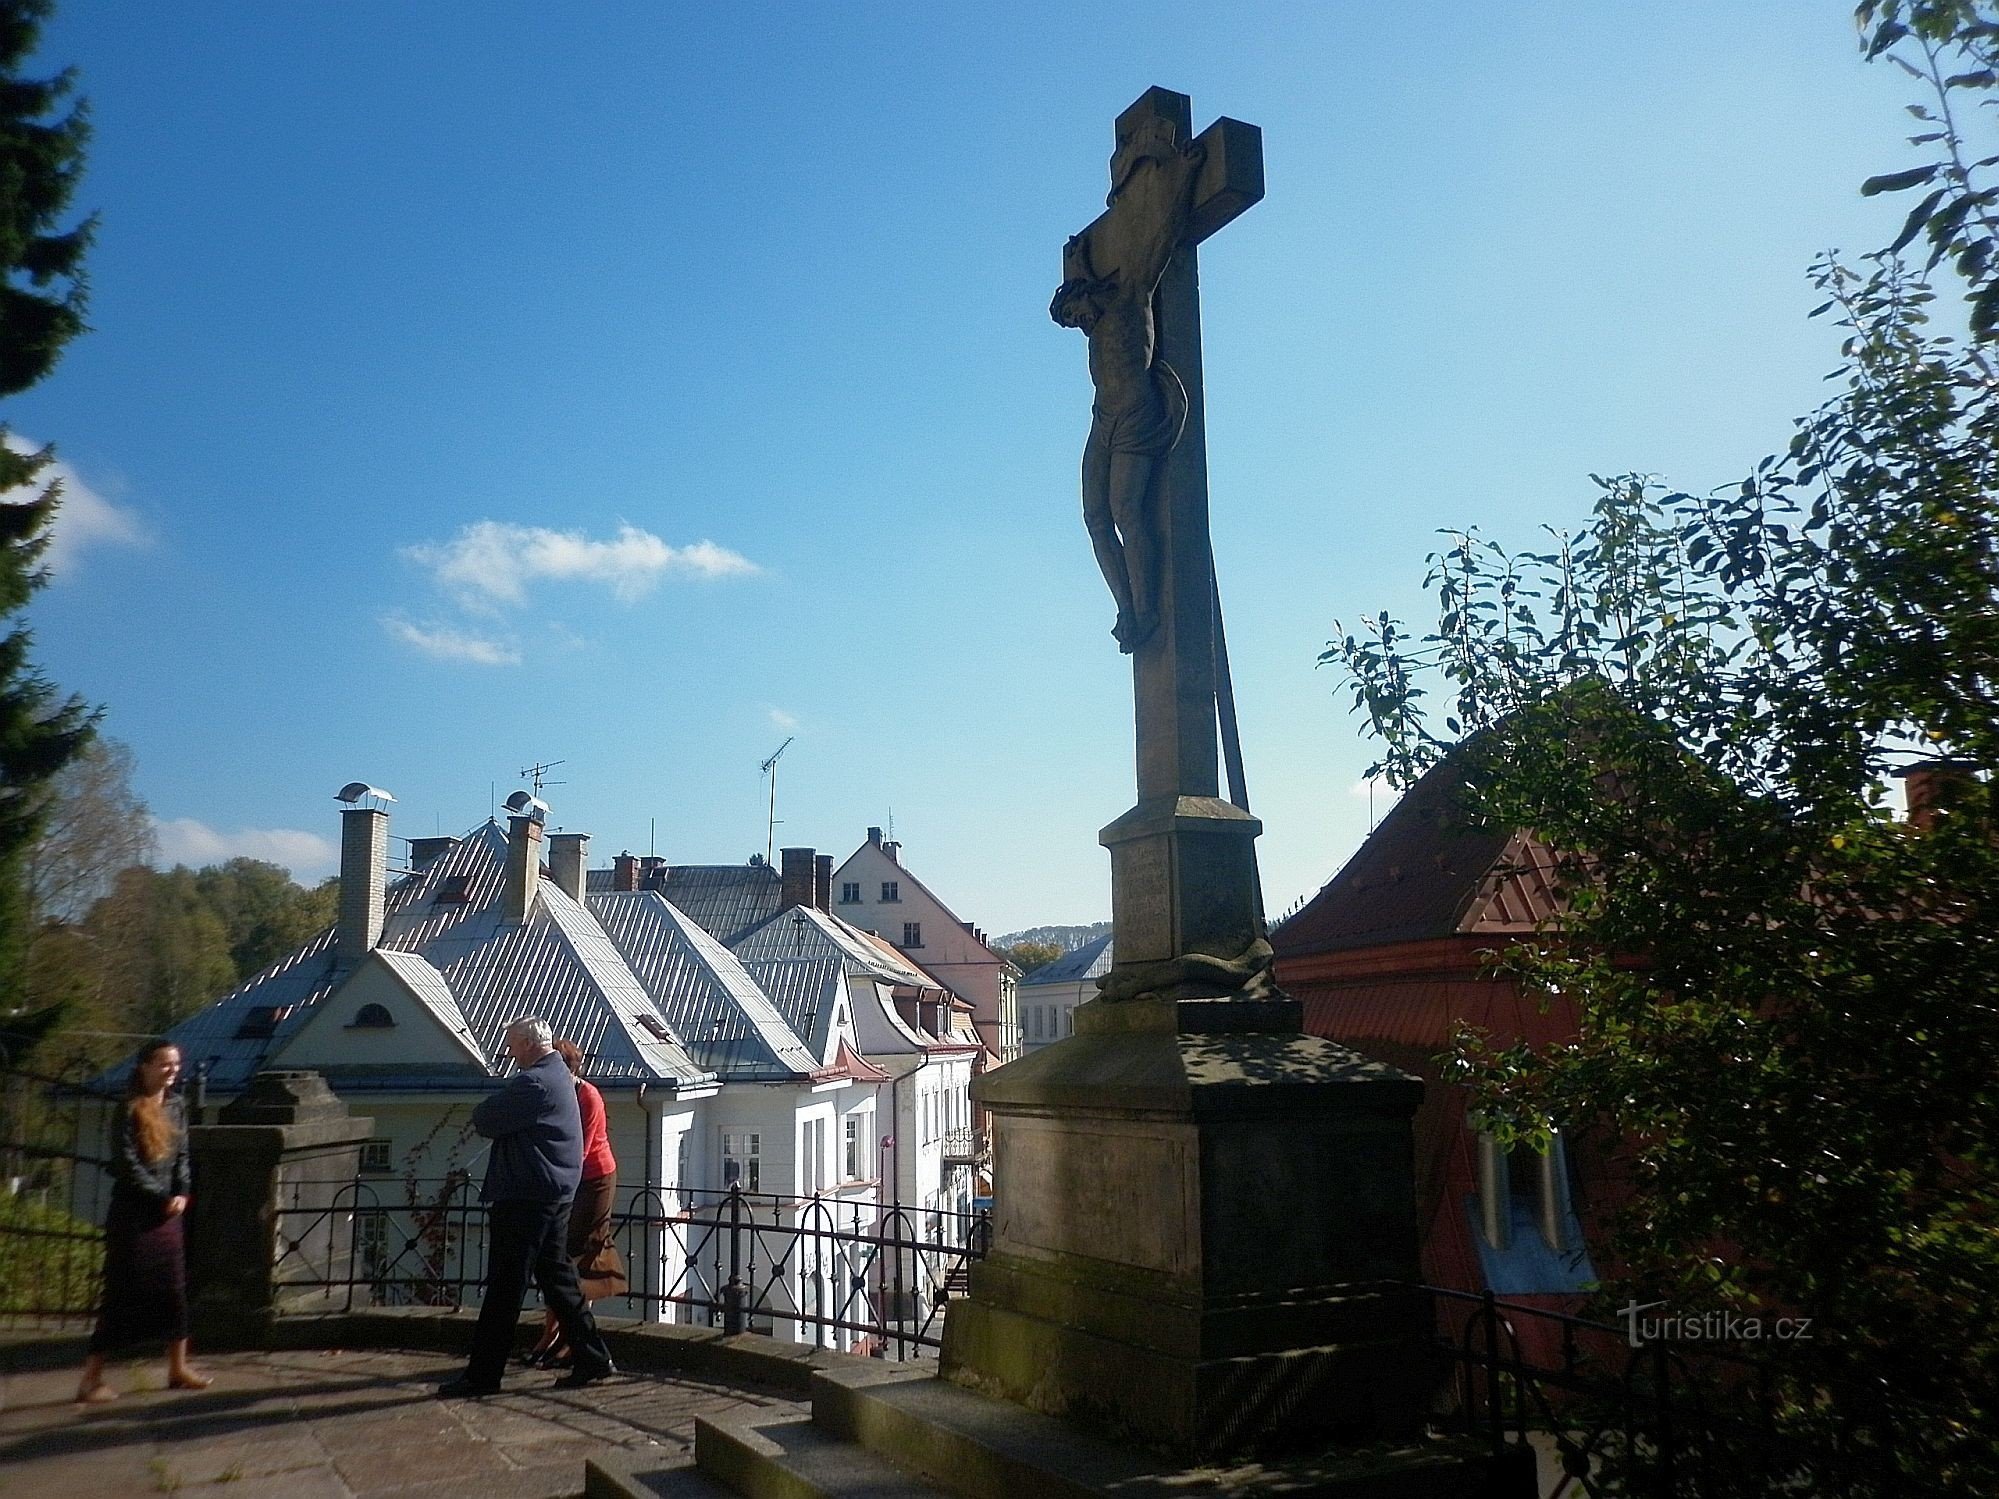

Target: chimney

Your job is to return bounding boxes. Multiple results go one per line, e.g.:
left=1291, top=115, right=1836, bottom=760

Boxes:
left=408, top=835, right=458, bottom=871
left=867, top=826, right=883, bottom=846
left=1898, top=758, right=1982, bottom=832
left=814, top=854, right=832, bottom=913
left=338, top=806, right=390, bottom=967
left=883, top=839, right=901, bottom=865
left=504, top=814, right=544, bottom=924
left=612, top=852, right=639, bottom=891
left=780, top=846, right=816, bottom=910
left=547, top=832, right=589, bottom=902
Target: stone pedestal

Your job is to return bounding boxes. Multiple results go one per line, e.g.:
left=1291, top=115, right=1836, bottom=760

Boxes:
left=940, top=998, right=1437, bottom=1459
left=187, top=1071, right=374, bottom=1349
left=1101, top=796, right=1262, bottom=978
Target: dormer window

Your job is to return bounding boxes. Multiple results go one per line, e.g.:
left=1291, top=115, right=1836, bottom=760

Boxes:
left=635, top=1013, right=674, bottom=1043
left=349, top=1003, right=395, bottom=1029
left=234, top=1005, right=283, bottom=1039
left=432, top=875, right=473, bottom=904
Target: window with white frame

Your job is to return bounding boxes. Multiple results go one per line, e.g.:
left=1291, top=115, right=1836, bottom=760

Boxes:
left=881, top=880, right=901, bottom=902
left=801, top=1118, right=828, bottom=1196
left=360, top=1138, right=393, bottom=1173
left=722, top=1130, right=762, bottom=1192
left=844, top=1113, right=865, bottom=1181
left=1475, top=1127, right=1573, bottom=1253
left=902, top=921, right=923, bottom=948
left=840, top=881, right=861, bottom=903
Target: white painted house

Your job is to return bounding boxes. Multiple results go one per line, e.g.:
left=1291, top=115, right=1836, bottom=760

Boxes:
left=1014, top=933, right=1113, bottom=1053
left=731, top=903, right=983, bottom=1221
left=830, top=828, right=1020, bottom=1064
left=146, top=798, right=912, bottom=1350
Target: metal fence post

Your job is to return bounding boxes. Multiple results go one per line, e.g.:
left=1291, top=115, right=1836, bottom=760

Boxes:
left=722, top=1182, right=746, bottom=1336
left=1482, top=1289, right=1504, bottom=1456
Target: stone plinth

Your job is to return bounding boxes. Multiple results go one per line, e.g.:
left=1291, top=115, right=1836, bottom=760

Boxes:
left=939, top=1000, right=1436, bottom=1459
left=187, top=1070, right=374, bottom=1348
left=1101, top=796, right=1262, bottom=978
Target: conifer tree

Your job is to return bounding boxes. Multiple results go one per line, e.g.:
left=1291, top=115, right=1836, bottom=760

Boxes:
left=0, top=0, right=94, bottom=1012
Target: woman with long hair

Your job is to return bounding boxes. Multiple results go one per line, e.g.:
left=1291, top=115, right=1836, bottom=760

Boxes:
left=76, top=1038, right=210, bottom=1402
left=525, top=1037, right=623, bottom=1366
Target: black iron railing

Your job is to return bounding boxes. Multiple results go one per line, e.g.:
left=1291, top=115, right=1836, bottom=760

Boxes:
left=1427, top=1286, right=1830, bottom=1499
left=0, top=1062, right=117, bottom=1323
left=271, top=1179, right=993, bottom=1361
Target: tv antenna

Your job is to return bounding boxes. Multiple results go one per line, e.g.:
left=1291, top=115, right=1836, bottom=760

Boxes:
left=760, top=737, right=794, bottom=866
left=520, top=759, right=567, bottom=797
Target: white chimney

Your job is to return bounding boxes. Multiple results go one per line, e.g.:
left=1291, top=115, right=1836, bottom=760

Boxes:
left=504, top=813, right=544, bottom=924
left=547, top=832, right=589, bottom=902
left=338, top=806, right=389, bottom=966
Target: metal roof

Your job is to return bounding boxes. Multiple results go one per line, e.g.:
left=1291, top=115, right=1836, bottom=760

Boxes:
left=588, top=890, right=821, bottom=1079
left=1020, top=933, right=1114, bottom=987
left=583, top=861, right=780, bottom=944
left=732, top=905, right=942, bottom=991
left=738, top=955, right=849, bottom=1053
left=149, top=821, right=716, bottom=1094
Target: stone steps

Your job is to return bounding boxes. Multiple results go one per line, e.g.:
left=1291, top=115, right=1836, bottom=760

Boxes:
left=581, top=1354, right=1535, bottom=1499
left=812, top=1363, right=1529, bottom=1498
left=694, top=1409, right=948, bottom=1498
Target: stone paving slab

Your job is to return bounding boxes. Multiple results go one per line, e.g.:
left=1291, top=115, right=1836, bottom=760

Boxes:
left=0, top=1345, right=806, bottom=1498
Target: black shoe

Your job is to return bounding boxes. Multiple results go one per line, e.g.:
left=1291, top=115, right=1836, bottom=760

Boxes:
left=436, top=1376, right=501, bottom=1399
left=553, top=1359, right=616, bottom=1390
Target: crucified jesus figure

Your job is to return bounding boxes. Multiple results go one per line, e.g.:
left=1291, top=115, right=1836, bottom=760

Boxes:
left=1050, top=116, right=1206, bottom=654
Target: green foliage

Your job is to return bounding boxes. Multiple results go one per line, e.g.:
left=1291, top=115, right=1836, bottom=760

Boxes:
left=998, top=939, right=1065, bottom=973
left=15, top=742, right=336, bottom=1070
left=1325, top=9, right=1999, bottom=1495
left=0, top=1189, right=100, bottom=1314
left=0, top=0, right=93, bottom=1010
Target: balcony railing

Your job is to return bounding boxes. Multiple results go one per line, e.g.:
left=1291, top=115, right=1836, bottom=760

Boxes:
left=939, top=1126, right=987, bottom=1163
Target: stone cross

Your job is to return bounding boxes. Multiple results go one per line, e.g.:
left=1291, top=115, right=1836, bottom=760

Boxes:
left=1055, top=87, right=1262, bottom=805
left=1054, top=89, right=1271, bottom=1000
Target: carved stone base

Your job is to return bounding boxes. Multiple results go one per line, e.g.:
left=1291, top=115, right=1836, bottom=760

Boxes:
left=1099, top=796, right=1268, bottom=1000
left=939, top=1012, right=1436, bottom=1459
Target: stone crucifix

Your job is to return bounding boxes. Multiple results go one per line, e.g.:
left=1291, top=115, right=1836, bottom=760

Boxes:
left=1053, top=88, right=1274, bottom=1004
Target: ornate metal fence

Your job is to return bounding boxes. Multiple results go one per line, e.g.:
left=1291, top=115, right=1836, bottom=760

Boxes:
left=0, top=1063, right=117, bottom=1324
left=270, top=1180, right=992, bottom=1361
left=1427, top=1286, right=1835, bottom=1499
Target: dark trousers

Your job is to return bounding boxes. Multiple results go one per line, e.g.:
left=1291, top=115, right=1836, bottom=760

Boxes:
left=465, top=1198, right=612, bottom=1386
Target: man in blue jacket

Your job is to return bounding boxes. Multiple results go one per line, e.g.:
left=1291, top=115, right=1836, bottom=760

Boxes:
left=438, top=1016, right=616, bottom=1397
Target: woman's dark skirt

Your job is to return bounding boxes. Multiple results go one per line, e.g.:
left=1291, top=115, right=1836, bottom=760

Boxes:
left=566, top=1171, right=626, bottom=1298
left=89, top=1189, right=188, bottom=1352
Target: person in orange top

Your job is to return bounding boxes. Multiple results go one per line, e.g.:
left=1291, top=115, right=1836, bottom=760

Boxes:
left=525, top=1039, right=623, bottom=1366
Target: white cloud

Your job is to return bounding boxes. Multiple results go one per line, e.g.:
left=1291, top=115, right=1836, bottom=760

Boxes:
left=382, top=615, right=521, bottom=666
left=768, top=706, right=798, bottom=731
left=1, top=434, right=147, bottom=575
left=153, top=817, right=339, bottom=882
left=401, top=520, right=757, bottom=611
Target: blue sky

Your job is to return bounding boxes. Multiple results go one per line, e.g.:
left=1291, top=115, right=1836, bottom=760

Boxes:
left=16, top=2, right=1920, bottom=934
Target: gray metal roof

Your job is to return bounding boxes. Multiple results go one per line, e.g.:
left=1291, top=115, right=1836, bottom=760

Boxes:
left=737, top=956, right=848, bottom=1053
left=732, top=905, right=941, bottom=991
left=1021, top=933, right=1115, bottom=988
left=589, top=890, right=820, bottom=1079
left=583, top=862, right=780, bottom=944
left=151, top=821, right=716, bottom=1095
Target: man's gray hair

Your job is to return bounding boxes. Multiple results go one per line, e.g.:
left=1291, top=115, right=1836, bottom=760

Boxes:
left=504, top=1015, right=554, bottom=1049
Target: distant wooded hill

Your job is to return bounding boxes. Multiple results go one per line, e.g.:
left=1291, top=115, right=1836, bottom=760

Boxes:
left=992, top=920, right=1111, bottom=952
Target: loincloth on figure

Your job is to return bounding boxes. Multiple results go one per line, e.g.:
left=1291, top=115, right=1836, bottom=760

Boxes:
left=1090, top=361, right=1188, bottom=460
